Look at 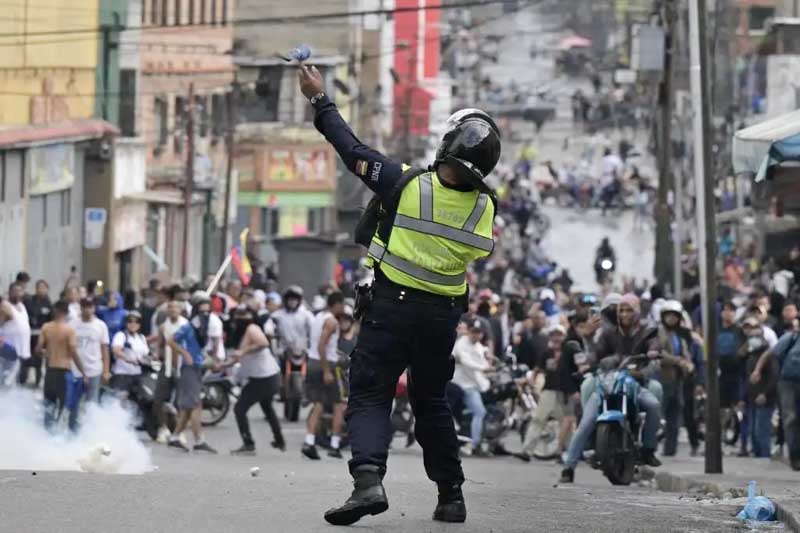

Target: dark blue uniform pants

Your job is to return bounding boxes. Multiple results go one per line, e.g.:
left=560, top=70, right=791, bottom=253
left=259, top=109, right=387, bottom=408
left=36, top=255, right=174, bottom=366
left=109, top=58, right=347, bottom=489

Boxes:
left=346, top=291, right=464, bottom=484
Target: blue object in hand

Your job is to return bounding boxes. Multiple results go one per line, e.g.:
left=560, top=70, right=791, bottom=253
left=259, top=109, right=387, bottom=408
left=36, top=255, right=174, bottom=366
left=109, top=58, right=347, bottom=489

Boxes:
left=737, top=481, right=776, bottom=522
left=288, top=44, right=312, bottom=62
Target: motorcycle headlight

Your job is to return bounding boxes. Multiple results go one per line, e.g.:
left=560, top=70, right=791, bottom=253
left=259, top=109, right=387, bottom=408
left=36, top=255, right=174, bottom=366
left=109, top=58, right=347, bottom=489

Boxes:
left=601, top=259, right=613, bottom=270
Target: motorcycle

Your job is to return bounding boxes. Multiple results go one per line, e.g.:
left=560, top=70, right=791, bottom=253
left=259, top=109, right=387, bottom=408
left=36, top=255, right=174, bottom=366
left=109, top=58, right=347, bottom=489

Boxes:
left=449, top=355, right=534, bottom=455
left=591, top=354, right=652, bottom=486
left=594, top=256, right=615, bottom=285
left=201, top=370, right=234, bottom=426
left=391, top=370, right=415, bottom=447
left=282, top=349, right=307, bottom=422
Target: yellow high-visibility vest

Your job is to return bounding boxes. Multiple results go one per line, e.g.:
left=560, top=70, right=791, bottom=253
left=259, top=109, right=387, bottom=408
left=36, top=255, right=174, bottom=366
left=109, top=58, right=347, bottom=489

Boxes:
left=368, top=171, right=494, bottom=296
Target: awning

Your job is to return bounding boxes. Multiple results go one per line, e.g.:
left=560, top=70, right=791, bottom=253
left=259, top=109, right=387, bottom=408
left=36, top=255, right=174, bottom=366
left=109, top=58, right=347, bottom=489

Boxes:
left=732, top=109, right=800, bottom=181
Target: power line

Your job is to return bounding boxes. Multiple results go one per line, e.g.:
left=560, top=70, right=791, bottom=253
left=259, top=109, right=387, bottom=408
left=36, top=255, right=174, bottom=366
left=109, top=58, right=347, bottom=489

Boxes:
left=0, top=0, right=520, bottom=39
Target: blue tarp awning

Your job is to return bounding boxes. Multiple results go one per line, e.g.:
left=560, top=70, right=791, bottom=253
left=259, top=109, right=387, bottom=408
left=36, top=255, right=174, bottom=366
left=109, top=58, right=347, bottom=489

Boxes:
left=732, top=109, right=800, bottom=181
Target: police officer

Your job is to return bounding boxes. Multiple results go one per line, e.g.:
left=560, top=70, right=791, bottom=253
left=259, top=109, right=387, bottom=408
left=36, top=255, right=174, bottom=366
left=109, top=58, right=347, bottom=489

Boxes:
left=298, top=65, right=500, bottom=526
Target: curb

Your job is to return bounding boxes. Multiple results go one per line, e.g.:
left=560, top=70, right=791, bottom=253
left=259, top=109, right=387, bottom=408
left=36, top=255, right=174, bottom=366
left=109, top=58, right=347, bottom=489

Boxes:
left=654, top=470, right=800, bottom=533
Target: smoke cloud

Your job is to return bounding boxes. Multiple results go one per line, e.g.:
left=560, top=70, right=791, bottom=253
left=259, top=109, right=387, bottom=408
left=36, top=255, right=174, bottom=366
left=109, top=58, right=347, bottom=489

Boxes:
left=0, top=388, right=153, bottom=475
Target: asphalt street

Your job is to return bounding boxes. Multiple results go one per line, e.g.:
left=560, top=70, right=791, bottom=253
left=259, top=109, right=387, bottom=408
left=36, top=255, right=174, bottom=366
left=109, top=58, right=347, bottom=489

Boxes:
left=0, top=410, right=754, bottom=533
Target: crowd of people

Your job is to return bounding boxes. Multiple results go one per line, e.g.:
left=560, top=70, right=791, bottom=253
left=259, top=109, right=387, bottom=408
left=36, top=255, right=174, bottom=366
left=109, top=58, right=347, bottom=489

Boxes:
left=0, top=209, right=798, bottom=477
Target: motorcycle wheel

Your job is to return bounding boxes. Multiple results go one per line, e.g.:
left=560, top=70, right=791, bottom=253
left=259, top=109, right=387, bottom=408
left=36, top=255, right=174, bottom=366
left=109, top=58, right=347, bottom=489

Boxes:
left=723, top=413, right=740, bottom=446
left=597, top=424, right=634, bottom=486
left=531, top=419, right=562, bottom=461
left=201, top=382, right=230, bottom=426
left=143, top=408, right=159, bottom=441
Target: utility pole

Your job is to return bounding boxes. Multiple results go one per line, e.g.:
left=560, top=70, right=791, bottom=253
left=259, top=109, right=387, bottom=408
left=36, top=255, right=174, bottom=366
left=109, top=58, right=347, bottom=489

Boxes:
left=182, top=83, right=195, bottom=278
left=221, top=81, right=237, bottom=265
left=689, top=0, right=721, bottom=474
left=654, top=0, right=676, bottom=292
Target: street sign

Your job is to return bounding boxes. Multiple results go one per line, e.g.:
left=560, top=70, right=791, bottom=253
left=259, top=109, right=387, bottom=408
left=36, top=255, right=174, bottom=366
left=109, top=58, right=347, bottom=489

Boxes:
left=84, top=207, right=107, bottom=250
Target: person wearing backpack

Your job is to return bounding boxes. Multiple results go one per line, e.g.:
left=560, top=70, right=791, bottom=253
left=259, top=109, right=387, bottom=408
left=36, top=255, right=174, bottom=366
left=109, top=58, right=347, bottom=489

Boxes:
left=751, top=317, right=800, bottom=470
left=298, top=65, right=500, bottom=525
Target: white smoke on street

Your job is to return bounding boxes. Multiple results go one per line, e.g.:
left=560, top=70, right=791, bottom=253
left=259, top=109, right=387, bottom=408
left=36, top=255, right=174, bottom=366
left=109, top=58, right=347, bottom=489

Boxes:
left=0, top=388, right=153, bottom=474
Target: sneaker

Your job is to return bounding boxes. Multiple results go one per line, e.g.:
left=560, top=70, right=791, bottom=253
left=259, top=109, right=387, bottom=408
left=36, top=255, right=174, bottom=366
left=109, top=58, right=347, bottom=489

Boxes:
left=459, top=444, right=473, bottom=457
left=271, top=440, right=287, bottom=452
left=737, top=450, right=750, bottom=458
left=302, top=443, right=321, bottom=460
left=492, top=443, right=512, bottom=457
left=513, top=452, right=531, bottom=463
left=328, top=448, right=344, bottom=459
left=559, top=467, right=574, bottom=483
left=168, top=439, right=190, bottom=452
left=156, top=426, right=171, bottom=444
left=193, top=442, right=218, bottom=454
left=230, top=444, right=256, bottom=456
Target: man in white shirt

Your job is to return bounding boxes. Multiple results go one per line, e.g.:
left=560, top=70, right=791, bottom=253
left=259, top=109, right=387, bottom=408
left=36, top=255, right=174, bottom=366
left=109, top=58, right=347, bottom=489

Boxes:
left=452, top=320, right=492, bottom=455
left=153, top=300, right=189, bottom=443
left=302, top=292, right=346, bottom=460
left=67, top=298, right=110, bottom=432
left=0, top=281, right=31, bottom=383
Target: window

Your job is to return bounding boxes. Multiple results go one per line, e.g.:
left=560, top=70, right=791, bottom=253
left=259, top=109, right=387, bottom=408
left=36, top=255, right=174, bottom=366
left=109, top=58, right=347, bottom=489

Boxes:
left=151, top=0, right=158, bottom=25
left=240, top=66, right=281, bottom=122
left=749, top=6, right=774, bottom=31
left=200, top=0, right=206, bottom=24
left=210, top=0, right=216, bottom=24
left=174, top=95, right=186, bottom=153
left=141, top=0, right=147, bottom=24
left=211, top=93, right=226, bottom=137
left=154, top=96, right=168, bottom=148
left=221, top=0, right=227, bottom=25
left=174, top=0, right=182, bottom=25
left=119, top=69, right=137, bottom=136
left=195, top=94, right=209, bottom=137
left=261, top=207, right=280, bottom=238
left=161, top=0, right=168, bottom=25
left=60, top=189, right=71, bottom=226
left=307, top=207, right=325, bottom=235
left=188, top=0, right=194, bottom=24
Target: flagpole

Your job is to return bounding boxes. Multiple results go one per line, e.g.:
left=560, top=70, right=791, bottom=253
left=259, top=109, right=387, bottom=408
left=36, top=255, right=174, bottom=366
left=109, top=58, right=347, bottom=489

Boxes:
left=206, top=253, right=233, bottom=294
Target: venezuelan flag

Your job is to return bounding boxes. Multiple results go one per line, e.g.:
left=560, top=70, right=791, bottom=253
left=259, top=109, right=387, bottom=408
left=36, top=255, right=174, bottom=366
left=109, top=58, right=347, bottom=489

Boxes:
left=231, top=228, right=252, bottom=285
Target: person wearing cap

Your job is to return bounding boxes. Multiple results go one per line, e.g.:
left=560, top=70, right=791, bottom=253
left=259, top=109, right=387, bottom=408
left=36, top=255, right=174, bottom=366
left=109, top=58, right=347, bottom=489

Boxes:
left=738, top=319, right=777, bottom=458
left=110, top=311, right=149, bottom=399
left=299, top=65, right=500, bottom=524
left=66, top=297, right=110, bottom=431
left=560, top=293, right=662, bottom=483
left=451, top=320, right=492, bottom=457
left=655, top=300, right=699, bottom=457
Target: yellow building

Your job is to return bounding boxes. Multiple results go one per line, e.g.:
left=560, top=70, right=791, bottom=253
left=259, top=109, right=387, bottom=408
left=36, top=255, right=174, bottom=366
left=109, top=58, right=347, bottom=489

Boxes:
left=0, top=1, right=100, bottom=124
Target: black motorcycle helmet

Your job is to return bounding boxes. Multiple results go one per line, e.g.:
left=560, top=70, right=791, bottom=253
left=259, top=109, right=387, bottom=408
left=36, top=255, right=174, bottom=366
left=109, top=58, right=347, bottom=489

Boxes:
left=434, top=108, right=501, bottom=195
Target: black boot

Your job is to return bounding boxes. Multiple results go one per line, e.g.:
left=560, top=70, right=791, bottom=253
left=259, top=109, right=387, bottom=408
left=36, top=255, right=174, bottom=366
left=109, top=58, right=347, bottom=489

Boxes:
left=559, top=467, right=574, bottom=483
left=641, top=448, right=662, bottom=467
left=433, top=483, right=466, bottom=523
left=324, top=465, right=388, bottom=526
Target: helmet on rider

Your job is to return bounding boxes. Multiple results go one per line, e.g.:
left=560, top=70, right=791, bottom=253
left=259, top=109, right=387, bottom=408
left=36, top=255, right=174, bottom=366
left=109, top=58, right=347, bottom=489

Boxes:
left=660, top=299, right=684, bottom=328
left=283, top=285, right=304, bottom=311
left=190, top=290, right=211, bottom=307
left=435, top=108, right=501, bottom=195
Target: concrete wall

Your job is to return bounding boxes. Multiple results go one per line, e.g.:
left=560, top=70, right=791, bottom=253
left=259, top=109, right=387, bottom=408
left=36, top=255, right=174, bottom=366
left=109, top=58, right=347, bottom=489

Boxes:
left=0, top=0, right=100, bottom=124
left=0, top=151, right=27, bottom=288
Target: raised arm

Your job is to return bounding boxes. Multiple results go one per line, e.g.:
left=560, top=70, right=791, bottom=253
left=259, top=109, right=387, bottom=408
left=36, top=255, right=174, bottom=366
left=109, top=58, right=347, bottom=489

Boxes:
left=298, top=65, right=405, bottom=199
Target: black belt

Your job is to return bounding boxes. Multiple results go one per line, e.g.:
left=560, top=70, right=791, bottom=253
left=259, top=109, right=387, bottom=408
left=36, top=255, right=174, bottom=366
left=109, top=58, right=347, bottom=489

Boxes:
left=373, top=270, right=467, bottom=309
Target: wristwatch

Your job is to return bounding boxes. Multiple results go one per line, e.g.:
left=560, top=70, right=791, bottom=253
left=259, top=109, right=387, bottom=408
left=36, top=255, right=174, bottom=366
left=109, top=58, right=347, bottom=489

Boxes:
left=310, top=92, right=326, bottom=105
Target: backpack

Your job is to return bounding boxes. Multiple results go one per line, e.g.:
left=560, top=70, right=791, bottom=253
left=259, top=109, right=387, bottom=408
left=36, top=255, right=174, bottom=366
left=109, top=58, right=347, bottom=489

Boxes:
left=354, top=167, right=428, bottom=248
left=779, top=332, right=800, bottom=381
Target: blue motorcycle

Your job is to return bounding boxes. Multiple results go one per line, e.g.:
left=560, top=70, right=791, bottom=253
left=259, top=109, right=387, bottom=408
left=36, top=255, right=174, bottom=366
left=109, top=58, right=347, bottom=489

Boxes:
left=592, top=355, right=651, bottom=485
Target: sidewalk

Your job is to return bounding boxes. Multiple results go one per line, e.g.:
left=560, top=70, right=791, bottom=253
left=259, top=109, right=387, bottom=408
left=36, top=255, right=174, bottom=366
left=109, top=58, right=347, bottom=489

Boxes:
left=656, top=452, right=800, bottom=531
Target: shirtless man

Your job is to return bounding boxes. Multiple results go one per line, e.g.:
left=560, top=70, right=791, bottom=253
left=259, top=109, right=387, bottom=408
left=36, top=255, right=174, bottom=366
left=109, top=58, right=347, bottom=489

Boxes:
left=37, top=301, right=86, bottom=431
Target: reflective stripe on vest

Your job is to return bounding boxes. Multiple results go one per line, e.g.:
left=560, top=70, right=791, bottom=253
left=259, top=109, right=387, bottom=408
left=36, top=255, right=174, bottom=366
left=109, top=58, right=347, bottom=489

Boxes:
left=393, top=214, right=493, bottom=252
left=368, top=241, right=466, bottom=286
